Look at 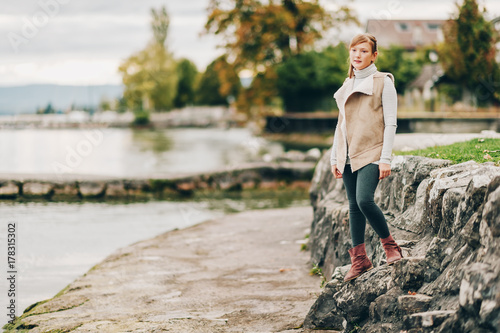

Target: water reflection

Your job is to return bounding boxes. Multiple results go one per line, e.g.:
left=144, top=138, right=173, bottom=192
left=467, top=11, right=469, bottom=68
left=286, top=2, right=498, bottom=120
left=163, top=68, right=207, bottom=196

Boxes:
left=131, top=129, right=173, bottom=153
left=0, top=127, right=282, bottom=176
left=194, top=189, right=310, bottom=213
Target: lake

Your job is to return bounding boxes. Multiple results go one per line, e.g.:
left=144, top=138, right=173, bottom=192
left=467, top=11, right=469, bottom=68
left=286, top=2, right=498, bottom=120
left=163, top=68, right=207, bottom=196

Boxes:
left=0, top=127, right=284, bottom=176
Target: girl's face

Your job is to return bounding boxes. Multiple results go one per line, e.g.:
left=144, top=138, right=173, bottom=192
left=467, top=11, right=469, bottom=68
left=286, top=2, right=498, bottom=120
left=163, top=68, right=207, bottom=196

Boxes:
left=350, top=42, right=377, bottom=71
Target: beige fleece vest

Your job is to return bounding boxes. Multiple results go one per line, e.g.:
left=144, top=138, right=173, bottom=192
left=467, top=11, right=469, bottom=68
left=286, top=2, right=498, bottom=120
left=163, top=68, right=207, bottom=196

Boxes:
left=334, top=71, right=394, bottom=173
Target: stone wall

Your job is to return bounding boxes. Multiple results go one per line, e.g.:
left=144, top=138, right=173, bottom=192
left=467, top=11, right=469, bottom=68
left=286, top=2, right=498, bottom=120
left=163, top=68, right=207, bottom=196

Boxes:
left=0, top=162, right=315, bottom=201
left=304, top=152, right=500, bottom=332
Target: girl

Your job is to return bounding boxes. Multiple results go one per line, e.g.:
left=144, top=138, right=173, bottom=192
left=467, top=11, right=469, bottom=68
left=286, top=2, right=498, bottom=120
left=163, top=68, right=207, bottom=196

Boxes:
left=330, top=33, right=403, bottom=282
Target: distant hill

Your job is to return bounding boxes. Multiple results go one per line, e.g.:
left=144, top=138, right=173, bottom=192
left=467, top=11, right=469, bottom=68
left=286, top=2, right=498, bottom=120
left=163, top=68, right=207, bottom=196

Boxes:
left=0, top=84, right=123, bottom=114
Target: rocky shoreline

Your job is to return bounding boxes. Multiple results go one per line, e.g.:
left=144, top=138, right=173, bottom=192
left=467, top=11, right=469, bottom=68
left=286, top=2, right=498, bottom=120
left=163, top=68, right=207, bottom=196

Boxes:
left=0, top=162, right=315, bottom=201
left=304, top=153, right=499, bottom=332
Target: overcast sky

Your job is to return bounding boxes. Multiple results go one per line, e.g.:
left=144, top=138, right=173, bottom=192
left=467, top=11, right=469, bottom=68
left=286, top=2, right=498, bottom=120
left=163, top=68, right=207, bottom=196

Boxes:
left=1, top=0, right=499, bottom=86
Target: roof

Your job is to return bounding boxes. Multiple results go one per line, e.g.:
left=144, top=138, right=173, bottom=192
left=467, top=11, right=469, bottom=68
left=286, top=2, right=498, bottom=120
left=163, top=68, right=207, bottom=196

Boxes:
left=366, top=19, right=446, bottom=50
left=408, top=63, right=444, bottom=90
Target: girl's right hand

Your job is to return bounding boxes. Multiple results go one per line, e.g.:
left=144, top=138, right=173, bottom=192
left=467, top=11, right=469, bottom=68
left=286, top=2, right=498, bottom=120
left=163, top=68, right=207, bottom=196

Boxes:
left=331, top=165, right=342, bottom=179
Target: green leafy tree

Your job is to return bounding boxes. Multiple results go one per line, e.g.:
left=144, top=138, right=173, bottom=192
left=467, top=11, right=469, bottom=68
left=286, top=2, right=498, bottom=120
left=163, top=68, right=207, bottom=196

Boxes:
left=119, top=6, right=178, bottom=111
left=196, top=61, right=226, bottom=105
left=376, top=45, right=421, bottom=93
left=174, top=58, right=198, bottom=108
left=37, top=102, right=55, bottom=114
left=196, top=57, right=241, bottom=106
left=276, top=43, right=349, bottom=111
left=151, top=7, right=170, bottom=46
left=99, top=98, right=113, bottom=111
left=116, top=97, right=128, bottom=113
left=205, top=0, right=357, bottom=110
left=437, top=0, right=499, bottom=105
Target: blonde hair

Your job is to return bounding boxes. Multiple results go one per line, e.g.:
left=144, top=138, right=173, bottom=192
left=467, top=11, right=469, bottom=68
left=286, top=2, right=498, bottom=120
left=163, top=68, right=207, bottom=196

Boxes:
left=348, top=33, right=378, bottom=78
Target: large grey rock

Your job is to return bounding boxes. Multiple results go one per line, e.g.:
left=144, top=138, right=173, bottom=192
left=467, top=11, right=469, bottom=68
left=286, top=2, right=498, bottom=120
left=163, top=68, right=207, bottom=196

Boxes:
left=419, top=237, right=450, bottom=282
left=309, top=149, right=343, bottom=208
left=358, top=323, right=399, bottom=333
left=391, top=178, right=430, bottom=233
left=305, top=153, right=500, bottom=332
left=0, top=180, right=19, bottom=198
left=425, top=161, right=498, bottom=237
left=78, top=181, right=106, bottom=198
left=391, top=257, right=426, bottom=291
left=52, top=182, right=79, bottom=199
left=479, top=176, right=500, bottom=249
left=440, top=187, right=466, bottom=238
left=305, top=148, right=322, bottom=162
left=375, top=155, right=450, bottom=216
left=369, top=287, right=404, bottom=321
left=403, top=310, right=456, bottom=330
left=304, top=265, right=392, bottom=331
left=105, top=180, right=127, bottom=197
left=398, top=294, right=433, bottom=315
left=123, top=179, right=149, bottom=196
left=22, top=182, right=54, bottom=197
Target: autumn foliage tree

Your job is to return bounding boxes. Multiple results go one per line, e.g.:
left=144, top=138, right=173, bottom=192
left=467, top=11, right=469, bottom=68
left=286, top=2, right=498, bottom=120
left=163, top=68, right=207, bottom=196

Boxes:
left=437, top=0, right=499, bottom=105
left=205, top=0, right=357, bottom=111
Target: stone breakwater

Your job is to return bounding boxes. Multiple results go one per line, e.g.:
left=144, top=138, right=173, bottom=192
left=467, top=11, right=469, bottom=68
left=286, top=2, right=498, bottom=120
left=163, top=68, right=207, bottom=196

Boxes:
left=304, top=153, right=500, bottom=332
left=0, top=162, right=315, bottom=201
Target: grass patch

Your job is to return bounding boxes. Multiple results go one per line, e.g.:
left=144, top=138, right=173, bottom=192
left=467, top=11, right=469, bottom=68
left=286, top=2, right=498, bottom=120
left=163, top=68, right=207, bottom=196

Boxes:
left=395, top=138, right=500, bottom=165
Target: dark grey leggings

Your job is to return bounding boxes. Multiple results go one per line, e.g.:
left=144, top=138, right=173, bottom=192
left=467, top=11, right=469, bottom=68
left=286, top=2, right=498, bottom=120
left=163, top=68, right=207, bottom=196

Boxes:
left=342, top=163, right=390, bottom=247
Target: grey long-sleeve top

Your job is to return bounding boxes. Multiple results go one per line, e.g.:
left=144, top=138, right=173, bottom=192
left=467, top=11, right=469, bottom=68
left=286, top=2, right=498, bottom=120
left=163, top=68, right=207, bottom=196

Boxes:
left=330, top=63, right=397, bottom=166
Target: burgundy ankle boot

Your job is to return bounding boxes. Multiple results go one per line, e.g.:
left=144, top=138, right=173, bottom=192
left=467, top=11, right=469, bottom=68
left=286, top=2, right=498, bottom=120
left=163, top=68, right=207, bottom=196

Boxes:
left=381, top=235, right=403, bottom=265
left=344, top=243, right=373, bottom=282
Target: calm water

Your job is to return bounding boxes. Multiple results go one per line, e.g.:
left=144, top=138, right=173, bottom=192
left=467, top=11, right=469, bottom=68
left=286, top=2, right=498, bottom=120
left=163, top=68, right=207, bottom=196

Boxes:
left=0, top=127, right=306, bottom=325
left=0, top=127, right=284, bottom=176
left=0, top=201, right=222, bottom=319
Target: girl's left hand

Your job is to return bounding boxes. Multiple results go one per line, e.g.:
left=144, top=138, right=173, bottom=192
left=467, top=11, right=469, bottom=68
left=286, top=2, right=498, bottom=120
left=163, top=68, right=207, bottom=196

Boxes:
left=379, top=163, right=391, bottom=180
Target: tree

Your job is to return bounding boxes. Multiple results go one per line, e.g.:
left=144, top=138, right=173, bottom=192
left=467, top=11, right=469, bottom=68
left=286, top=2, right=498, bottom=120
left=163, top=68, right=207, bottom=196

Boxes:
left=376, top=45, right=421, bottom=93
left=276, top=44, right=349, bottom=111
left=99, top=97, right=114, bottom=111
left=196, top=56, right=241, bottom=106
left=119, top=6, right=178, bottom=111
left=205, top=0, right=357, bottom=110
left=174, top=58, right=198, bottom=108
left=37, top=102, right=55, bottom=114
left=206, top=0, right=356, bottom=70
left=437, top=0, right=499, bottom=105
left=151, top=7, right=170, bottom=46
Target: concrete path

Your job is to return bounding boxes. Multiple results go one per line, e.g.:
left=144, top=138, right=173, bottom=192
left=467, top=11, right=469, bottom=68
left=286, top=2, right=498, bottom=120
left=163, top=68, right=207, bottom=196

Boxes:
left=10, top=207, right=332, bottom=333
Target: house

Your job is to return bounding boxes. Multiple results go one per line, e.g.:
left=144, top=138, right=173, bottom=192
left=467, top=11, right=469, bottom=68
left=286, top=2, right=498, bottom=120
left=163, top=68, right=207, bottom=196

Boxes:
left=405, top=63, right=444, bottom=111
left=366, top=19, right=446, bottom=50
left=366, top=19, right=446, bottom=111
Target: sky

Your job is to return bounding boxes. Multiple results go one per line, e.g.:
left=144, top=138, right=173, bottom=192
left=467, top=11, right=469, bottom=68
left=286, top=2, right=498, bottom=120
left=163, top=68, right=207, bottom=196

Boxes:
left=1, top=0, right=499, bottom=86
